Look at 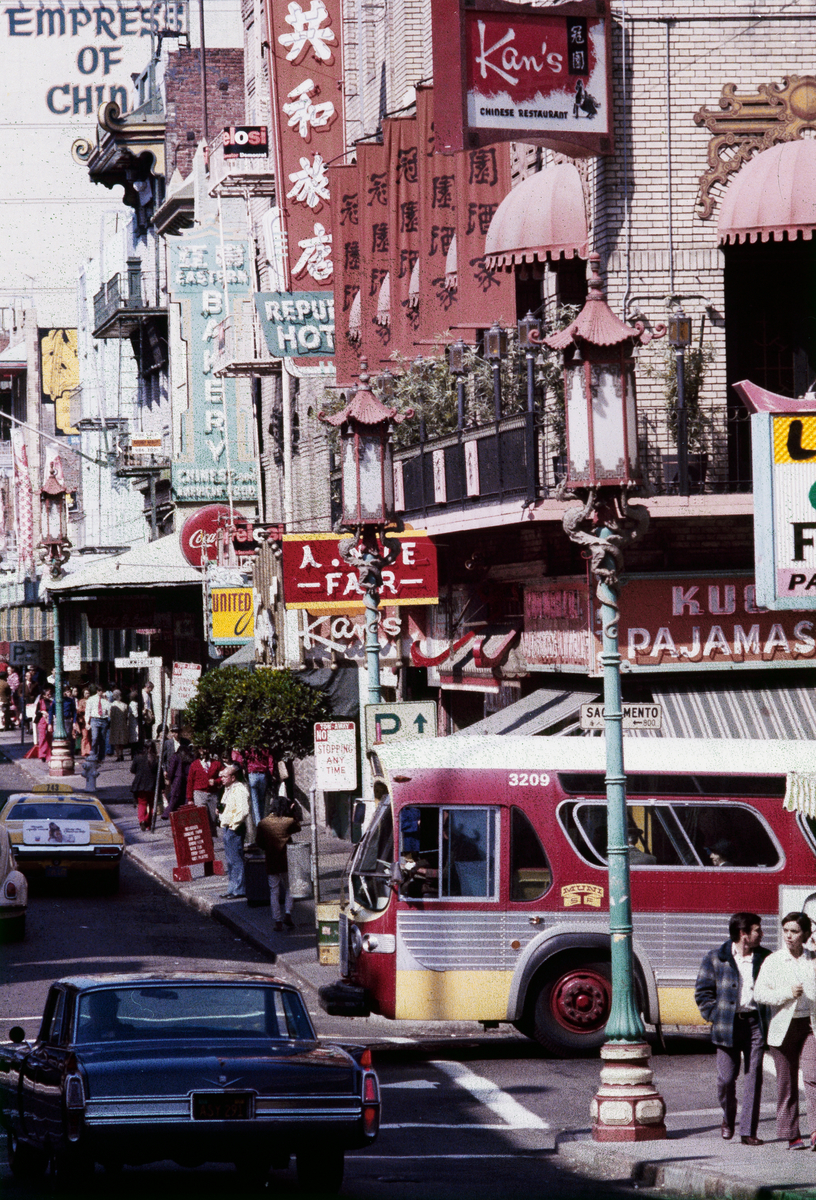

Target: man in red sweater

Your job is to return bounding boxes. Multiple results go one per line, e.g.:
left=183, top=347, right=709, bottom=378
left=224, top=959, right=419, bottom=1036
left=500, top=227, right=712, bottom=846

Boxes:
left=186, top=747, right=223, bottom=835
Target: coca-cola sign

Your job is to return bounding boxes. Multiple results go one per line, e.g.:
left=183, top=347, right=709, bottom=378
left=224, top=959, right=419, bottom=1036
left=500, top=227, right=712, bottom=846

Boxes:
left=180, top=505, right=233, bottom=569
left=433, top=0, right=612, bottom=156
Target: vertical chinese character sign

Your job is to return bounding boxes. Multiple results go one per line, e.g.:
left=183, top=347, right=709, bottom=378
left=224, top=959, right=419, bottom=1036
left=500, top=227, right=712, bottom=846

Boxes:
left=269, top=0, right=346, bottom=371
left=168, top=228, right=258, bottom=505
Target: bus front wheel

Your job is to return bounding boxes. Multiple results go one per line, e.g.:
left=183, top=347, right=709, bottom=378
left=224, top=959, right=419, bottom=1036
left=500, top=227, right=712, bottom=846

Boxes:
left=526, top=960, right=612, bottom=1055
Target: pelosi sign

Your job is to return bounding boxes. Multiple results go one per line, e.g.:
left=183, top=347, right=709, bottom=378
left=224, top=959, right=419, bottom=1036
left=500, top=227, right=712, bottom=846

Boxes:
left=282, top=532, right=438, bottom=611
left=180, top=505, right=233, bottom=569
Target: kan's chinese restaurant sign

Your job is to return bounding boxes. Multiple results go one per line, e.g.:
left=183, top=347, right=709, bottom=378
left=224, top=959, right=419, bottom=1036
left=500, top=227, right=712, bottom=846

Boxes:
left=432, top=0, right=612, bottom=156
left=282, top=532, right=438, bottom=611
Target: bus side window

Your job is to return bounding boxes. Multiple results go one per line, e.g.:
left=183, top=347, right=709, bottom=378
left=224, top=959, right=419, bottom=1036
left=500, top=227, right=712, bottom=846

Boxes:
left=673, top=805, right=781, bottom=869
left=400, top=807, right=498, bottom=899
left=510, top=807, right=552, bottom=901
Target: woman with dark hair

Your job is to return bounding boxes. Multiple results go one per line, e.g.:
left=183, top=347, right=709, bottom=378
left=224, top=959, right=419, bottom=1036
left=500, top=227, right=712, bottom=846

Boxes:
left=162, top=744, right=195, bottom=819
left=756, top=912, right=816, bottom=1149
left=130, top=741, right=160, bottom=832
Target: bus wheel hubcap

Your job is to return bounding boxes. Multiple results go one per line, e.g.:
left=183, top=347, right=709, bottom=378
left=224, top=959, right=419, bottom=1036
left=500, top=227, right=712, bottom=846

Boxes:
left=552, top=970, right=610, bottom=1030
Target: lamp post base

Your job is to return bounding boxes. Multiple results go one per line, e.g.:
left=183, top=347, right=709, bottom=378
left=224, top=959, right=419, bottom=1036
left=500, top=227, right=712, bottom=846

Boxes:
left=591, top=1042, right=666, bottom=1142
left=48, top=737, right=75, bottom=778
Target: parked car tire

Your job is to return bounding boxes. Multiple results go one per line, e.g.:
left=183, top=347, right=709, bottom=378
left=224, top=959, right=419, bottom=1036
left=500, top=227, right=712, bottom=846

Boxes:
left=0, top=912, right=25, bottom=942
left=296, top=1146, right=344, bottom=1193
left=7, top=1132, right=47, bottom=1180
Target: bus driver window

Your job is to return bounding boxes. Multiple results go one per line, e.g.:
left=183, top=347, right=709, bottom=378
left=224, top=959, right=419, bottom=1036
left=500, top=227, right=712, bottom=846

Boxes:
left=399, top=806, right=498, bottom=899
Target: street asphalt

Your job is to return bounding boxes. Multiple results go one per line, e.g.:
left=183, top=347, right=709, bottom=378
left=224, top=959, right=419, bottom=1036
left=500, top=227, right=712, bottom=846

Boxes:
left=4, top=730, right=816, bottom=1200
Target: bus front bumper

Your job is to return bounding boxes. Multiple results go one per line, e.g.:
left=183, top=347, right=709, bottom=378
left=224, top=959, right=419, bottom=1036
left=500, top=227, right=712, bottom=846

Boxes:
left=318, top=980, right=371, bottom=1017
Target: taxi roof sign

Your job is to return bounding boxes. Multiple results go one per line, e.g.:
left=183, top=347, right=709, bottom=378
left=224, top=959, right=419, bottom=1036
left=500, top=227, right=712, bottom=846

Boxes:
left=31, top=783, right=75, bottom=794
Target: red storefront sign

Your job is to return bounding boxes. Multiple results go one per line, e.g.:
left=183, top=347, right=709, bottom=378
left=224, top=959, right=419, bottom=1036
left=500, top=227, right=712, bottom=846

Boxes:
left=432, top=0, right=613, bottom=156
left=616, top=575, right=816, bottom=671
left=179, top=504, right=232, bottom=568
left=170, top=806, right=225, bottom=882
left=521, top=579, right=593, bottom=669
left=282, top=531, right=438, bottom=610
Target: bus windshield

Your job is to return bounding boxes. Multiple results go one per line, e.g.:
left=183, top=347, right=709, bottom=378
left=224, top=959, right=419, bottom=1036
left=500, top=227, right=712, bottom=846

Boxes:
left=348, top=796, right=394, bottom=912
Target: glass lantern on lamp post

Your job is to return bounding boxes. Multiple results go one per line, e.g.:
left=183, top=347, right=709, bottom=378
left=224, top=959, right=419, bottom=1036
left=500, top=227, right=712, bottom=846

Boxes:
left=542, top=254, right=666, bottom=1143
left=37, top=465, right=74, bottom=777
left=320, top=362, right=412, bottom=705
left=449, top=338, right=468, bottom=431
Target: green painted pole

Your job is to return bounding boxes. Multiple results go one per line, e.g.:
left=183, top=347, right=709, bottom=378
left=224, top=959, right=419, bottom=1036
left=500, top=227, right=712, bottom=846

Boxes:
left=597, top=527, right=644, bottom=1043
left=361, top=534, right=382, bottom=707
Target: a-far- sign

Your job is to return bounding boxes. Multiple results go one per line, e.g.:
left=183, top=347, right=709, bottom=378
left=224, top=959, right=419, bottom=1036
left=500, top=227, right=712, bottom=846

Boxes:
left=365, top=701, right=437, bottom=746
left=580, top=703, right=663, bottom=732
left=432, top=0, right=612, bottom=156
left=282, top=532, right=438, bottom=611
left=314, top=721, right=358, bottom=792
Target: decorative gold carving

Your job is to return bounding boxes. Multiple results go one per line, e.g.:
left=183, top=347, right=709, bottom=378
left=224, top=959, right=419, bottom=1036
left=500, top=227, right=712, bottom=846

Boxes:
left=694, top=75, right=816, bottom=220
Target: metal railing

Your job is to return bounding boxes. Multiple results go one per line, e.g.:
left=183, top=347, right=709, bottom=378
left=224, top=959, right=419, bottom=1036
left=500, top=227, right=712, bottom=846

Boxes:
left=93, top=262, right=162, bottom=330
left=393, top=403, right=754, bottom=518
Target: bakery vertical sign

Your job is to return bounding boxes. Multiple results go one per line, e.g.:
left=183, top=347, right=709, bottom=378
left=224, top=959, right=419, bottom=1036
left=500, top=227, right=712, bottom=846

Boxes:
left=168, top=228, right=258, bottom=505
left=267, top=0, right=345, bottom=374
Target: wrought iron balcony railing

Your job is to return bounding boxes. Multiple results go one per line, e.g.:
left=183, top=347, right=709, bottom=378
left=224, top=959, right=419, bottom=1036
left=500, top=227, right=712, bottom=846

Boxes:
left=92, top=261, right=164, bottom=337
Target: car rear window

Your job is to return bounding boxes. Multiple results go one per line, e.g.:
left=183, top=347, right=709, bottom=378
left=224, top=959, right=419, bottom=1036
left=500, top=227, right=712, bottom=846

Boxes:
left=75, top=985, right=315, bottom=1043
left=6, top=802, right=104, bottom=821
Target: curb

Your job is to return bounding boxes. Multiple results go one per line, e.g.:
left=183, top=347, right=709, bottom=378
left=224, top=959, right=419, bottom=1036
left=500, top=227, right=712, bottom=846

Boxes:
left=555, top=1135, right=816, bottom=1200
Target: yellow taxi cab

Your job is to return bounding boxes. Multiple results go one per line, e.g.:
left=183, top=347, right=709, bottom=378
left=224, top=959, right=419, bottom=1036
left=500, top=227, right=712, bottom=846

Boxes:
left=0, top=784, right=124, bottom=893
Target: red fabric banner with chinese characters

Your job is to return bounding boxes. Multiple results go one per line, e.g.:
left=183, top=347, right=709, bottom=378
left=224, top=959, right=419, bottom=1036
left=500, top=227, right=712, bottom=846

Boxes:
left=454, top=142, right=515, bottom=336
left=328, top=163, right=361, bottom=387
left=416, top=86, right=458, bottom=352
left=385, top=114, right=421, bottom=363
left=356, top=139, right=392, bottom=371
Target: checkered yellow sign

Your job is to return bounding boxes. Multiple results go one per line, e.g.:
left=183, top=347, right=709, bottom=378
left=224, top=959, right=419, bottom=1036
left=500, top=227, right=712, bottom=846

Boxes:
left=773, top=415, right=816, bottom=464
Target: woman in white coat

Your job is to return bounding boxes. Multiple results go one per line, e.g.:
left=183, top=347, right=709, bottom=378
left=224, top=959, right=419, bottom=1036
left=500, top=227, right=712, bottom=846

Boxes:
left=754, top=912, right=816, bottom=1149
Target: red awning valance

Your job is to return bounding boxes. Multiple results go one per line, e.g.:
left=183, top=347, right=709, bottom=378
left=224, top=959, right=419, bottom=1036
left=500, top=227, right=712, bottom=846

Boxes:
left=484, top=162, right=589, bottom=270
left=718, top=139, right=816, bottom=245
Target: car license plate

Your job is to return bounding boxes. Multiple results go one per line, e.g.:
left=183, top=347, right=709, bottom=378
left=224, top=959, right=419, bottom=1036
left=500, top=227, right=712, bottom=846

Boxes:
left=192, top=1093, right=252, bottom=1120
left=44, top=865, right=68, bottom=878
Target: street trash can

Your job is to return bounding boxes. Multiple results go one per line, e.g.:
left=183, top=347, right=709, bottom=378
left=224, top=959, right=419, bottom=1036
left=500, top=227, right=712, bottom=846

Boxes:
left=317, top=902, right=340, bottom=965
left=287, top=840, right=312, bottom=899
left=243, top=845, right=270, bottom=907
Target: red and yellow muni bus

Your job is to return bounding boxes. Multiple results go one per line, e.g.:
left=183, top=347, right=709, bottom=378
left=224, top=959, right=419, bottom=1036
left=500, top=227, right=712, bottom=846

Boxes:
left=319, top=736, right=816, bottom=1054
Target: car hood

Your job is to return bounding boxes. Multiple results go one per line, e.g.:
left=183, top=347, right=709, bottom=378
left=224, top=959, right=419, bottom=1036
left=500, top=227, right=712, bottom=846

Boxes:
left=76, top=1039, right=357, bottom=1098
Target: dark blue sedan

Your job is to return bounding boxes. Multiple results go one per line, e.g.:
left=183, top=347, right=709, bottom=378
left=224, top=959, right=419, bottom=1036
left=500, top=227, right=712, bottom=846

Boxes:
left=1, top=971, right=380, bottom=1189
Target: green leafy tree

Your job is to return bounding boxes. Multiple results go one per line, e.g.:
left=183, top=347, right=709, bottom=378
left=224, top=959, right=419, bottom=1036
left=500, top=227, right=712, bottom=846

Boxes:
left=183, top=667, right=331, bottom=759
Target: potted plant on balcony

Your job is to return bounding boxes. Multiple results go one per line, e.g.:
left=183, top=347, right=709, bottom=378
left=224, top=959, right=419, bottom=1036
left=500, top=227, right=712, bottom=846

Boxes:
left=643, top=322, right=715, bottom=493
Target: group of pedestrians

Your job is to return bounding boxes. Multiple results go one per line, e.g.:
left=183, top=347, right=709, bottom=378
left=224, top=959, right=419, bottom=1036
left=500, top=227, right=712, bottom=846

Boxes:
left=696, top=910, right=816, bottom=1149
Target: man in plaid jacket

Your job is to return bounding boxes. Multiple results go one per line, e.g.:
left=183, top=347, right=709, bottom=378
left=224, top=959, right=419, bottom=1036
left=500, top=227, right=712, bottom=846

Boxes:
left=695, top=912, right=771, bottom=1146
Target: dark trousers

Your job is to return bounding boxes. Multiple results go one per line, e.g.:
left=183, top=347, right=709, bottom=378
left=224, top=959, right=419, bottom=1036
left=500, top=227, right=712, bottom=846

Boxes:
left=770, top=1017, right=816, bottom=1141
left=716, top=1012, right=765, bottom=1137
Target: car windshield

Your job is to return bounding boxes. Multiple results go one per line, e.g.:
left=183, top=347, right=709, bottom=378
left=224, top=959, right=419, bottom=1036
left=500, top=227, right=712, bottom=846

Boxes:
left=6, top=802, right=104, bottom=821
left=74, top=985, right=315, bottom=1043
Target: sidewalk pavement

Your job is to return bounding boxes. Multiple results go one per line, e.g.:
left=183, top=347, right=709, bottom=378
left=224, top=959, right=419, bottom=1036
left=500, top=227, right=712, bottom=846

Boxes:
left=6, top=732, right=816, bottom=1198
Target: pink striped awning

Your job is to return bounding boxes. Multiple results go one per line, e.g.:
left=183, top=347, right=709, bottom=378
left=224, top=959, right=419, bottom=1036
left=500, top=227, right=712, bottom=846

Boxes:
left=484, top=162, right=589, bottom=270
left=718, top=139, right=816, bottom=244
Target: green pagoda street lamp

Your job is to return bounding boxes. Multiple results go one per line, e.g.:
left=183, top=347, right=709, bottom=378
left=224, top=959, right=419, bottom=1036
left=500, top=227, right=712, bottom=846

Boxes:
left=320, top=361, right=413, bottom=705
left=37, top=464, right=74, bottom=778
left=538, top=254, right=666, bottom=1142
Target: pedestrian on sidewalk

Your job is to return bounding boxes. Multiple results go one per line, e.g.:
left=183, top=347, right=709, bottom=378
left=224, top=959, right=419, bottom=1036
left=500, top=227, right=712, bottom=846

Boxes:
left=85, top=685, right=111, bottom=763
left=32, top=686, right=54, bottom=760
left=255, top=791, right=302, bottom=932
left=186, top=747, right=223, bottom=836
left=109, top=690, right=129, bottom=761
left=127, top=689, right=140, bottom=758
left=217, top=763, right=249, bottom=898
left=695, top=911, right=771, bottom=1147
left=0, top=671, right=12, bottom=731
left=131, top=740, right=160, bottom=831
left=755, top=912, right=816, bottom=1150
left=141, top=681, right=155, bottom=742
left=162, top=744, right=195, bottom=819
left=7, top=668, right=20, bottom=728
left=49, top=685, right=78, bottom=749
left=231, top=748, right=274, bottom=826
left=77, top=687, right=92, bottom=757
